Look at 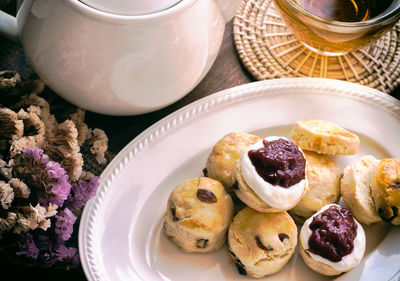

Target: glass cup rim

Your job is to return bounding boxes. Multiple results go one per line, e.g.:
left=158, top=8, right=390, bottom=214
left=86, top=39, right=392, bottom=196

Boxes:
left=283, top=0, right=400, bottom=27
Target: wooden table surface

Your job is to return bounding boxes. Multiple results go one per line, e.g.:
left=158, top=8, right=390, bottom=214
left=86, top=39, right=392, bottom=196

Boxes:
left=1, top=5, right=400, bottom=280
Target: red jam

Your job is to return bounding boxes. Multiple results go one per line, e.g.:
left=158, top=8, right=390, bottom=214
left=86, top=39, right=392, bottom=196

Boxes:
left=308, top=205, right=357, bottom=262
left=248, top=138, right=306, bottom=188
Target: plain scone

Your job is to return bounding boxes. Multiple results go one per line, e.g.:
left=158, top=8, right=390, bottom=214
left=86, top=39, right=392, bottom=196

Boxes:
left=340, top=155, right=382, bottom=225
left=205, top=131, right=260, bottom=195
left=290, top=119, right=360, bottom=155
left=371, top=158, right=400, bottom=225
left=290, top=151, right=341, bottom=224
left=163, top=177, right=234, bottom=253
left=228, top=207, right=297, bottom=278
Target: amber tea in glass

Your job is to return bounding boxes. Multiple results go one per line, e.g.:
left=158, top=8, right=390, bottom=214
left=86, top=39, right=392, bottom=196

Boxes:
left=273, top=0, right=400, bottom=55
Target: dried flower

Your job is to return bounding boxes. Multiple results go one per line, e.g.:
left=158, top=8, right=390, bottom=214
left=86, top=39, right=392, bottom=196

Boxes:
left=13, top=147, right=71, bottom=206
left=54, top=243, right=80, bottom=268
left=67, top=175, right=99, bottom=209
left=0, top=71, right=109, bottom=269
left=9, top=178, right=30, bottom=199
left=13, top=93, right=57, bottom=139
left=0, top=180, right=14, bottom=209
left=0, top=107, right=24, bottom=139
left=45, top=120, right=83, bottom=181
left=0, top=211, right=17, bottom=231
left=14, top=203, right=58, bottom=234
left=43, top=161, right=71, bottom=206
left=35, top=234, right=56, bottom=267
left=87, top=128, right=108, bottom=164
left=69, top=109, right=91, bottom=146
left=23, top=146, right=49, bottom=163
left=17, top=108, right=46, bottom=147
left=55, top=208, right=77, bottom=241
left=0, top=158, right=12, bottom=181
left=0, top=70, right=21, bottom=90
left=16, top=232, right=39, bottom=261
left=9, top=136, right=37, bottom=157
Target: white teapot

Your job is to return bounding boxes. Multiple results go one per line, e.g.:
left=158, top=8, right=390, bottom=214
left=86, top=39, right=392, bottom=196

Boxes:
left=0, top=0, right=240, bottom=115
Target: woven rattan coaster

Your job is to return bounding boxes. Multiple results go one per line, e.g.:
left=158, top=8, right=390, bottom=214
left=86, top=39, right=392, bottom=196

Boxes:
left=233, top=0, right=400, bottom=93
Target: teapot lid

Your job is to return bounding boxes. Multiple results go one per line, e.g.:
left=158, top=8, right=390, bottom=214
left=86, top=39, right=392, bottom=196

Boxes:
left=80, top=0, right=182, bottom=16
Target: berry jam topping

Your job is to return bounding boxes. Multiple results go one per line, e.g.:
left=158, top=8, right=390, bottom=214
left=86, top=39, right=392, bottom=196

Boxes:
left=248, top=138, right=306, bottom=188
left=308, top=205, right=358, bottom=262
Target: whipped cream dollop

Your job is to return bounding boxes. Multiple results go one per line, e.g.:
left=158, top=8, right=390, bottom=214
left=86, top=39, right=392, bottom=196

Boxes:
left=240, top=136, right=308, bottom=209
left=300, top=204, right=366, bottom=271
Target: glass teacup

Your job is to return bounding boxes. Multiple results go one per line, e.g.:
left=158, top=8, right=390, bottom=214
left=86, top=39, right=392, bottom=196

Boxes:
left=272, top=0, right=400, bottom=56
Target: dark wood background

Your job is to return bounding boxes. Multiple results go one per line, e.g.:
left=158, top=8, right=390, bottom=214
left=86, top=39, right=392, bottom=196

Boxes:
left=1, top=1, right=400, bottom=280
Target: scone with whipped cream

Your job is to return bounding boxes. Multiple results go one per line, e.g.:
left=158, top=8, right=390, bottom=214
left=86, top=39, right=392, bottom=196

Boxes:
left=228, top=207, right=297, bottom=278
left=205, top=131, right=260, bottom=195
left=163, top=177, right=234, bottom=253
left=290, top=151, right=341, bottom=224
left=234, top=136, right=308, bottom=212
left=299, top=204, right=366, bottom=276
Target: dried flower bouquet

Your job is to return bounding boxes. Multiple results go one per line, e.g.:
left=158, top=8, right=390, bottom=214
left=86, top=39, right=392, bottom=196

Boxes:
left=0, top=70, right=109, bottom=269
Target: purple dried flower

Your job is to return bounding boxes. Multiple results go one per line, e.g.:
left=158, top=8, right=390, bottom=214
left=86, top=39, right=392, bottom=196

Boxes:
left=23, top=147, right=49, bottom=164
left=16, top=232, right=39, bottom=260
left=14, top=147, right=71, bottom=207
left=55, top=208, right=77, bottom=241
left=43, top=161, right=71, bottom=206
left=67, top=176, right=99, bottom=209
left=36, top=234, right=56, bottom=267
left=54, top=243, right=80, bottom=268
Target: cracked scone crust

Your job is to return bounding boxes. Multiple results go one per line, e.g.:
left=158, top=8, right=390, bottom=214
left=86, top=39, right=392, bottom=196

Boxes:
left=340, top=155, right=382, bottom=225
left=290, top=120, right=360, bottom=155
left=371, top=158, right=400, bottom=225
left=205, top=131, right=260, bottom=194
left=163, top=177, right=234, bottom=253
left=290, top=151, right=340, bottom=224
left=228, top=207, right=297, bottom=278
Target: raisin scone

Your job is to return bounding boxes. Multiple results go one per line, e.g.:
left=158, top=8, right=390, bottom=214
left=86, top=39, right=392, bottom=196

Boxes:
left=290, top=119, right=360, bottom=155
left=205, top=131, right=260, bottom=195
left=163, top=177, right=234, bottom=253
left=228, top=207, right=297, bottom=278
left=371, top=158, right=400, bottom=225
left=290, top=151, right=340, bottom=224
left=299, top=204, right=366, bottom=276
left=234, top=136, right=308, bottom=213
left=340, top=155, right=382, bottom=225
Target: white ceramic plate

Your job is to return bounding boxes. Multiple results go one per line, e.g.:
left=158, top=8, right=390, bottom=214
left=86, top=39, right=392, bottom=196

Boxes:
left=79, top=78, right=400, bottom=281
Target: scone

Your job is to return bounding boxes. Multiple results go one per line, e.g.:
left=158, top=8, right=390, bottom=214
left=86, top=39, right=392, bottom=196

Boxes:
left=371, top=158, right=400, bottom=225
left=163, top=177, right=234, bottom=253
left=234, top=136, right=308, bottom=212
left=340, top=155, right=382, bottom=225
left=228, top=207, right=297, bottom=278
left=290, top=119, right=360, bottom=155
left=299, top=204, right=366, bottom=276
left=290, top=151, right=340, bottom=224
left=205, top=131, right=260, bottom=194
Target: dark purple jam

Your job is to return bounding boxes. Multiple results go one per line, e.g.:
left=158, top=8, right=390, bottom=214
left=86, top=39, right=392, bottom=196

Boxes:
left=308, top=205, right=358, bottom=262
left=248, top=138, right=306, bottom=188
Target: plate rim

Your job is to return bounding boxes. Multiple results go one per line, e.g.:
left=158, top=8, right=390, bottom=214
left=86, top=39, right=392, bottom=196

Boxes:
left=79, top=77, right=400, bottom=281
